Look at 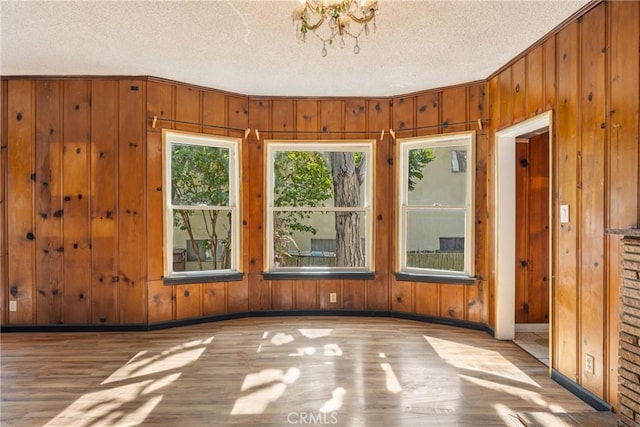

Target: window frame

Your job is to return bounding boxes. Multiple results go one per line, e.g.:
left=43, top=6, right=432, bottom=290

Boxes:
left=265, top=140, right=375, bottom=274
left=162, top=130, right=242, bottom=281
left=396, top=131, right=475, bottom=279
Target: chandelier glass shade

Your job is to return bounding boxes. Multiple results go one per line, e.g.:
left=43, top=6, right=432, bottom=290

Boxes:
left=292, top=0, right=379, bottom=57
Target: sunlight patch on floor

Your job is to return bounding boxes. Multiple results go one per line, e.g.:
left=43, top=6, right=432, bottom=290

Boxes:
left=320, top=387, right=346, bottom=413
left=459, top=374, right=561, bottom=410
left=232, top=368, right=301, bottom=415
left=44, top=373, right=179, bottom=427
left=424, top=335, right=540, bottom=387
left=299, top=328, right=333, bottom=339
left=101, top=337, right=213, bottom=385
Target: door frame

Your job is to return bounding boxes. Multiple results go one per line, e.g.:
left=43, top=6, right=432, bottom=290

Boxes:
left=494, top=111, right=553, bottom=340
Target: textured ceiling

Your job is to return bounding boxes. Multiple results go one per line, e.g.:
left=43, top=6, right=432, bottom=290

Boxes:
left=1, top=0, right=590, bottom=97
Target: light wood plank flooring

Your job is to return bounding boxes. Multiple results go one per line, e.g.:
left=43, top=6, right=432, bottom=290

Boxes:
left=1, top=317, right=599, bottom=426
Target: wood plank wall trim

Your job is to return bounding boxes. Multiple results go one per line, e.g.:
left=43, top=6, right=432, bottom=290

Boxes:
left=1, top=79, right=8, bottom=325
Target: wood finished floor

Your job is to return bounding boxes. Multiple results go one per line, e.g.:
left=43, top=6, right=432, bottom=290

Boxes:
left=1, top=317, right=596, bottom=426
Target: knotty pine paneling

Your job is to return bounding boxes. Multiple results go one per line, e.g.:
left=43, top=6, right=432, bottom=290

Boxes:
left=319, top=279, right=341, bottom=309
left=470, top=83, right=488, bottom=324
left=295, top=99, right=319, bottom=139
left=515, top=134, right=550, bottom=324
left=6, top=80, right=36, bottom=324
left=515, top=141, right=530, bottom=323
left=175, top=85, right=201, bottom=133
left=511, top=58, right=526, bottom=124
left=90, top=80, right=119, bottom=324
left=62, top=80, right=92, bottom=324
left=227, top=94, right=249, bottom=140
left=145, top=130, right=164, bottom=282
left=343, top=99, right=363, bottom=136
left=342, top=279, right=365, bottom=310
left=0, top=79, right=7, bottom=325
left=416, top=92, right=440, bottom=135
left=202, top=282, right=226, bottom=315
left=272, top=280, right=294, bottom=310
left=147, top=280, right=173, bottom=324
left=498, top=68, right=513, bottom=129
left=579, top=5, right=607, bottom=398
left=118, top=80, right=147, bottom=324
left=295, top=280, right=318, bottom=309
left=442, top=86, right=468, bottom=133
left=146, top=81, right=173, bottom=282
left=486, top=0, right=639, bottom=407
left=393, top=96, right=415, bottom=139
left=555, top=19, right=580, bottom=380
left=176, top=284, right=201, bottom=319
left=226, top=94, right=249, bottom=312
left=543, top=37, right=557, bottom=113
left=146, top=79, right=174, bottom=132
left=391, top=281, right=413, bottom=313
left=527, top=133, right=550, bottom=324
left=247, top=99, right=269, bottom=279
left=227, top=278, right=248, bottom=313
left=415, top=284, right=439, bottom=317
left=525, top=45, right=544, bottom=118
left=34, top=80, right=63, bottom=324
left=368, top=98, right=392, bottom=311
left=440, top=284, right=465, bottom=320
left=202, top=91, right=227, bottom=135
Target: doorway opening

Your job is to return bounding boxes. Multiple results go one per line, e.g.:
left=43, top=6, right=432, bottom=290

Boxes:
left=512, top=131, right=550, bottom=365
left=494, top=111, right=552, bottom=368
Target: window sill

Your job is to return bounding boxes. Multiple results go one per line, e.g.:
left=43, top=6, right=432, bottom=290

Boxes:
left=394, top=272, right=476, bottom=285
left=163, top=272, right=244, bottom=285
left=263, top=271, right=375, bottom=281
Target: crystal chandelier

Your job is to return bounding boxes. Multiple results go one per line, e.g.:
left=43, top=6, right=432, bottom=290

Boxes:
left=292, top=0, right=379, bottom=57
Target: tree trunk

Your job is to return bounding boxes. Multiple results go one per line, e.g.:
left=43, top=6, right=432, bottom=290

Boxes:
left=331, top=152, right=364, bottom=267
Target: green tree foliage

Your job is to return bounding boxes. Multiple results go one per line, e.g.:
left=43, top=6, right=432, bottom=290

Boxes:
left=273, top=151, right=333, bottom=265
left=273, top=147, right=434, bottom=267
left=172, top=144, right=231, bottom=270
left=408, top=148, right=437, bottom=191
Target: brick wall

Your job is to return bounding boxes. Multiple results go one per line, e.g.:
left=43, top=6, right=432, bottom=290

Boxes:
left=619, top=236, right=640, bottom=426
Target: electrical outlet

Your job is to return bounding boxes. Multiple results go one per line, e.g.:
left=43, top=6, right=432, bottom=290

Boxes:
left=329, top=292, right=337, bottom=303
left=585, top=354, right=595, bottom=374
left=9, top=301, right=17, bottom=312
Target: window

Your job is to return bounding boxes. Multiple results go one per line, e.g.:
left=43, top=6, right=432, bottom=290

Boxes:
left=266, top=140, right=374, bottom=273
left=163, top=130, right=240, bottom=279
left=397, top=131, right=475, bottom=278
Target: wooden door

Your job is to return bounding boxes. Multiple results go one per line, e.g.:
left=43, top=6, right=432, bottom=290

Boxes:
left=515, top=132, right=550, bottom=323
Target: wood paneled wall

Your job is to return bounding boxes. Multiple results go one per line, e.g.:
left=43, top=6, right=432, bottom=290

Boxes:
left=389, top=85, right=489, bottom=324
left=245, top=97, right=396, bottom=312
left=2, top=79, right=148, bottom=325
left=487, top=0, right=640, bottom=407
left=1, top=0, right=638, bottom=410
left=145, top=81, right=250, bottom=323
left=1, top=79, right=486, bottom=326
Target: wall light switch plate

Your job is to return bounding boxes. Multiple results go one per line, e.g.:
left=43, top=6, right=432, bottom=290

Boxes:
left=9, top=301, right=17, bottom=312
left=560, top=204, right=569, bottom=224
left=330, top=293, right=337, bottom=303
